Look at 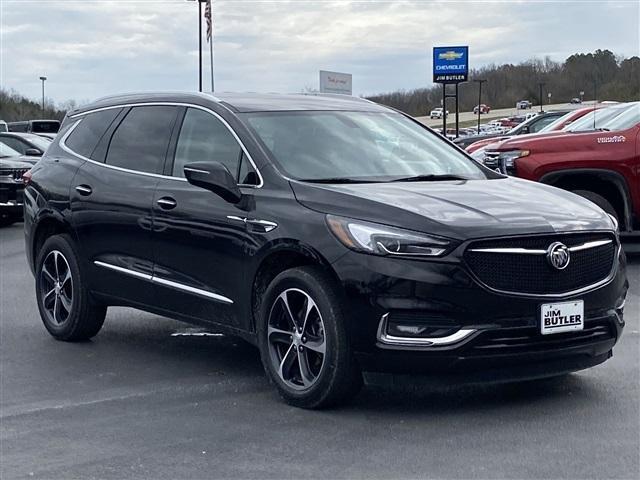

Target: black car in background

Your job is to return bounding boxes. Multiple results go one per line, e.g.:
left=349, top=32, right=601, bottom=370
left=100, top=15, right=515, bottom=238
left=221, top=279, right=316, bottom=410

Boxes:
left=24, top=92, right=626, bottom=408
left=454, top=110, right=569, bottom=149
left=0, top=143, right=32, bottom=226
left=0, top=132, right=51, bottom=157
left=8, top=119, right=60, bottom=134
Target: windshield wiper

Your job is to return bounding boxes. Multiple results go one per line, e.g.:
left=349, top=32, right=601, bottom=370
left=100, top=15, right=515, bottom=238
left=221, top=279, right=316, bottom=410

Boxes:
left=299, top=177, right=382, bottom=184
left=391, top=174, right=469, bottom=182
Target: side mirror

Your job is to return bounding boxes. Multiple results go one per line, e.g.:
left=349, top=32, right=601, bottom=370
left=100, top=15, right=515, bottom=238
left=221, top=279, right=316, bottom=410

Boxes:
left=24, top=148, right=41, bottom=156
left=183, top=161, right=242, bottom=204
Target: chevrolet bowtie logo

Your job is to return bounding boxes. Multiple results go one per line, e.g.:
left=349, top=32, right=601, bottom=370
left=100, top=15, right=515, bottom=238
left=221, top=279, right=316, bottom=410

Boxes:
left=439, top=51, right=463, bottom=61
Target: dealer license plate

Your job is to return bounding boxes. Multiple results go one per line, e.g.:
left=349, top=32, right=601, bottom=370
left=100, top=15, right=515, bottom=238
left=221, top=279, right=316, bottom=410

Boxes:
left=540, top=300, right=584, bottom=335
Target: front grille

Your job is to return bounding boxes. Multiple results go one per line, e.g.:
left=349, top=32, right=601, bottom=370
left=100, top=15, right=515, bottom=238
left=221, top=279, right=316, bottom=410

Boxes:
left=464, top=233, right=617, bottom=295
left=0, top=168, right=29, bottom=182
left=483, top=151, right=499, bottom=170
left=468, top=318, right=615, bottom=356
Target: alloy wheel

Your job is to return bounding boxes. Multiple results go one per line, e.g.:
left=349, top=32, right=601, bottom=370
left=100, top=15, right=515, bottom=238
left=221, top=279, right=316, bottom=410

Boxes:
left=267, top=288, right=326, bottom=390
left=40, top=250, right=73, bottom=325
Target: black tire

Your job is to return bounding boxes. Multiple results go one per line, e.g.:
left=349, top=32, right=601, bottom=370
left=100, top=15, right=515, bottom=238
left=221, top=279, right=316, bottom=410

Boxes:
left=35, top=234, right=107, bottom=341
left=571, top=190, right=618, bottom=220
left=257, top=266, right=362, bottom=409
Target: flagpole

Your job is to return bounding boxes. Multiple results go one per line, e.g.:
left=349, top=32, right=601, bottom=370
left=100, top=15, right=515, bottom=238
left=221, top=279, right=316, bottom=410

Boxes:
left=209, top=35, right=214, bottom=92
left=198, top=0, right=203, bottom=92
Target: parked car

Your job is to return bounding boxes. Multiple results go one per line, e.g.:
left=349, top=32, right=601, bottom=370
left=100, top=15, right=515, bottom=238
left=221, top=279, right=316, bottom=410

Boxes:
left=430, top=107, right=448, bottom=119
left=0, top=132, right=51, bottom=157
left=473, top=104, right=491, bottom=114
left=570, top=98, right=582, bottom=104
left=466, top=107, right=596, bottom=154
left=24, top=92, right=625, bottom=408
left=0, top=143, right=32, bottom=227
left=455, top=110, right=569, bottom=150
left=517, top=100, right=532, bottom=109
left=8, top=119, right=60, bottom=134
left=0, top=120, right=7, bottom=132
left=482, top=101, right=639, bottom=233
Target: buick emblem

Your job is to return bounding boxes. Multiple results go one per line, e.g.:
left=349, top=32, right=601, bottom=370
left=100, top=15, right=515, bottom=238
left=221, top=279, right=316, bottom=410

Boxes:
left=547, top=242, right=570, bottom=270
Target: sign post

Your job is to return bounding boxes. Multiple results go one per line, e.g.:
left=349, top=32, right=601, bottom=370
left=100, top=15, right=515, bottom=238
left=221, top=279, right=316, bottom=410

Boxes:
left=433, top=46, right=468, bottom=138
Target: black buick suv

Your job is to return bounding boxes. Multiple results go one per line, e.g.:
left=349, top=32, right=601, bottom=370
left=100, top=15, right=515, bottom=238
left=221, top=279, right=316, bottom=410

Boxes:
left=24, top=92, right=627, bottom=408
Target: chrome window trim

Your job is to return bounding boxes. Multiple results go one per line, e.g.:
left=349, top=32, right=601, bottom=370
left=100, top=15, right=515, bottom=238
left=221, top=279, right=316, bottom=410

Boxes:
left=376, top=313, right=477, bottom=349
left=94, top=260, right=233, bottom=304
left=61, top=101, right=264, bottom=188
left=469, top=239, right=613, bottom=255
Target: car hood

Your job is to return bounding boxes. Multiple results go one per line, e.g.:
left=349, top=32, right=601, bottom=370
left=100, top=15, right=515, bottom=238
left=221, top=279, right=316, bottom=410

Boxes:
left=0, top=156, right=34, bottom=169
left=291, top=177, right=612, bottom=240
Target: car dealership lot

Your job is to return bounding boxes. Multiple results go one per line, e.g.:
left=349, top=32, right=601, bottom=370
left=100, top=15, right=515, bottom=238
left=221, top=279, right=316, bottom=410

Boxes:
left=1, top=223, right=638, bottom=479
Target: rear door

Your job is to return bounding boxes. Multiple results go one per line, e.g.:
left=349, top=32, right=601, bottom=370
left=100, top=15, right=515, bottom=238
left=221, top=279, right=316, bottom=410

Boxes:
left=70, top=105, right=180, bottom=305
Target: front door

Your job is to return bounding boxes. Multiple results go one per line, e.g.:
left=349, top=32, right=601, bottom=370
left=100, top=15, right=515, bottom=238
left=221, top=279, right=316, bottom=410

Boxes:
left=151, top=106, right=261, bottom=328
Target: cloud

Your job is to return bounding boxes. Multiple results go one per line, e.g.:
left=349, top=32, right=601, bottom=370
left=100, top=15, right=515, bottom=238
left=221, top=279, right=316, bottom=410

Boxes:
left=1, top=0, right=638, bottom=104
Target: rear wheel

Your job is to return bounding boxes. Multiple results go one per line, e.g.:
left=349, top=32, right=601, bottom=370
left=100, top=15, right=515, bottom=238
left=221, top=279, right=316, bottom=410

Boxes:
left=35, top=234, right=107, bottom=341
left=257, top=266, right=362, bottom=409
left=572, top=190, right=618, bottom=221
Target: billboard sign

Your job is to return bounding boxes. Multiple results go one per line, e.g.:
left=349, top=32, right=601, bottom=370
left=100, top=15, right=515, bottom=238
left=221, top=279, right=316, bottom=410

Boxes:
left=319, top=70, right=352, bottom=95
left=433, top=46, right=469, bottom=83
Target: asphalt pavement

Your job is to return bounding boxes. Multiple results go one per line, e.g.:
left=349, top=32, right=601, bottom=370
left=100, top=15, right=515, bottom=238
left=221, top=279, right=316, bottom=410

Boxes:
left=1, top=222, right=638, bottom=479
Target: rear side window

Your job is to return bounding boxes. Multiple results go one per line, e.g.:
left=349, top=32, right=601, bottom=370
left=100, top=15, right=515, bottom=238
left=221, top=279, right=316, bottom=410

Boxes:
left=65, top=108, right=121, bottom=159
left=106, top=106, right=177, bottom=174
left=173, top=108, right=242, bottom=179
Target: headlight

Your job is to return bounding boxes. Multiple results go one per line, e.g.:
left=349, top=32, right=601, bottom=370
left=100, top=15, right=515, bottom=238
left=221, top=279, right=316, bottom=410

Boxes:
left=608, top=213, right=619, bottom=232
left=497, top=149, right=529, bottom=174
left=326, top=215, right=453, bottom=257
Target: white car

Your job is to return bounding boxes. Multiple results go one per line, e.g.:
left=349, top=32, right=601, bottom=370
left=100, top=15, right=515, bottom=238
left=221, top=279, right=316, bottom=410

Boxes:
left=430, top=108, right=449, bottom=119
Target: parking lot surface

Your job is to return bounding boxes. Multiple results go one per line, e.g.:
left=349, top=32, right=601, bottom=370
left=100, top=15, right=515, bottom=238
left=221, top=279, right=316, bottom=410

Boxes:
left=1, top=222, right=639, bottom=479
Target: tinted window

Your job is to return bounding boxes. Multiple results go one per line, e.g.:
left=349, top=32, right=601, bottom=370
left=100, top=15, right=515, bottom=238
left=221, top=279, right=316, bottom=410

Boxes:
left=66, top=108, right=121, bottom=159
left=238, top=152, right=259, bottom=185
left=0, top=136, right=26, bottom=154
left=31, top=120, right=60, bottom=133
left=529, top=114, right=561, bottom=133
left=173, top=108, right=242, bottom=179
left=106, top=106, right=177, bottom=174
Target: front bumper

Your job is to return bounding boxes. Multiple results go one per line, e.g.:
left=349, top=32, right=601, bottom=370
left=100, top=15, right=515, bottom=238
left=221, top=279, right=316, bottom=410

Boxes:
left=331, top=246, right=627, bottom=377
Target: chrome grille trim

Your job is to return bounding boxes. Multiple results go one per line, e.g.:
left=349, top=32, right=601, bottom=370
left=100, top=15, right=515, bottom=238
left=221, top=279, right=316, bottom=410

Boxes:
left=469, top=239, right=613, bottom=255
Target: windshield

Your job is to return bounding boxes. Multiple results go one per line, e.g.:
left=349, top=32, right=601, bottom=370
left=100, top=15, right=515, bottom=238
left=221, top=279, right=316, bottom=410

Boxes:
left=30, top=120, right=60, bottom=133
left=21, top=134, right=51, bottom=151
left=600, top=103, right=640, bottom=131
left=242, top=111, right=487, bottom=182
left=0, top=142, right=21, bottom=158
left=539, top=111, right=582, bottom=133
left=564, top=104, right=629, bottom=132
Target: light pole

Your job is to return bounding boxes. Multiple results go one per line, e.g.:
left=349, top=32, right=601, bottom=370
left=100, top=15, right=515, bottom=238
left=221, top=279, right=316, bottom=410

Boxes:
left=39, top=76, right=47, bottom=115
left=538, top=82, right=545, bottom=113
left=473, top=79, right=487, bottom=134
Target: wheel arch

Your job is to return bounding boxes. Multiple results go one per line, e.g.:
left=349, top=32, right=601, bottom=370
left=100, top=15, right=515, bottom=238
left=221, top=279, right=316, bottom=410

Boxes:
left=539, top=168, right=633, bottom=231
left=249, top=240, right=342, bottom=334
left=31, top=213, right=74, bottom=271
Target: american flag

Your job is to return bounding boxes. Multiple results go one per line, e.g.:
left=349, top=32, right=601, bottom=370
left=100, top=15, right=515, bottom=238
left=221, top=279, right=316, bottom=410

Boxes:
left=204, top=0, right=213, bottom=42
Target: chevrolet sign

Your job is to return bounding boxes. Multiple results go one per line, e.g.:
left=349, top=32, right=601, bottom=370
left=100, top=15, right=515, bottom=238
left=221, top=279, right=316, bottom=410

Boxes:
left=433, top=46, right=469, bottom=83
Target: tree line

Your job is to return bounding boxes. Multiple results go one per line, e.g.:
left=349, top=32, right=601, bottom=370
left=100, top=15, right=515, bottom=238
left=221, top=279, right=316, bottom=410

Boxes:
left=0, top=89, right=71, bottom=123
left=366, top=50, right=640, bottom=116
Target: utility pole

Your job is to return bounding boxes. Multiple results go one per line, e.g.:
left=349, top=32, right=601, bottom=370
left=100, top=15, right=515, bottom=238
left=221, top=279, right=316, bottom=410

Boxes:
left=473, top=79, right=487, bottom=134
left=538, top=82, right=545, bottom=113
left=39, top=76, right=47, bottom=115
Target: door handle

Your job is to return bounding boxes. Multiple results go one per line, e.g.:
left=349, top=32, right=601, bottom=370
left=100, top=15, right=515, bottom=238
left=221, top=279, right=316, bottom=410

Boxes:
left=157, top=197, right=177, bottom=210
left=75, top=185, right=92, bottom=196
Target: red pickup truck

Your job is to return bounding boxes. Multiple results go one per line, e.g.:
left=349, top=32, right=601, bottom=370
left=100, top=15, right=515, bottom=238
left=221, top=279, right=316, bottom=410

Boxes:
left=482, top=102, right=639, bottom=236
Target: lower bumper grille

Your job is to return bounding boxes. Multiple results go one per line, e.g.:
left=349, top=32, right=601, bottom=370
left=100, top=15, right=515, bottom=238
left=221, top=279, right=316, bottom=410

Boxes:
left=468, top=318, right=615, bottom=356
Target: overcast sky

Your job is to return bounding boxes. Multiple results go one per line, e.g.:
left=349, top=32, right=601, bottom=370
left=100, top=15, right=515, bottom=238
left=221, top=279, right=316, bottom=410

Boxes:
left=1, top=0, right=638, bottom=105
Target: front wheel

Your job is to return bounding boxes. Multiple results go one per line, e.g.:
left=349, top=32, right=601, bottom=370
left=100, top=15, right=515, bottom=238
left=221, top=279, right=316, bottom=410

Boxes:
left=35, top=234, right=107, bottom=341
left=257, top=266, right=362, bottom=409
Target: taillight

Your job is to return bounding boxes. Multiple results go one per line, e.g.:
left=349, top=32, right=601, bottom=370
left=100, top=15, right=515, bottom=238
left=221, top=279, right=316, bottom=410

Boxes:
left=22, top=169, right=32, bottom=187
